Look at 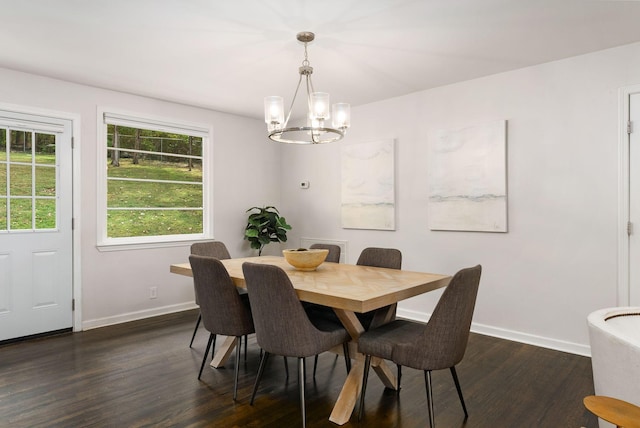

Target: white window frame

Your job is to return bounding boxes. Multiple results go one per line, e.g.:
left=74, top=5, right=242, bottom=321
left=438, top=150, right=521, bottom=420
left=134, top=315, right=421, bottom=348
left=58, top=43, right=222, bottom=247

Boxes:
left=96, top=107, right=213, bottom=250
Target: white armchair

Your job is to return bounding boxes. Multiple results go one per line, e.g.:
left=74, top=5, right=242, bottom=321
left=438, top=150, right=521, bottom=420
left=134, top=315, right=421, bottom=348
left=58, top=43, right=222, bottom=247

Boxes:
left=587, top=307, right=640, bottom=428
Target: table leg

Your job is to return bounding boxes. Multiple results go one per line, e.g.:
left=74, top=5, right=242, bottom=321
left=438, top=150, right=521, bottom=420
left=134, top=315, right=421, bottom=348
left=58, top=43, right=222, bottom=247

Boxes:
left=371, top=356, right=397, bottom=389
left=210, top=335, right=237, bottom=368
left=329, top=357, right=364, bottom=424
left=329, top=308, right=398, bottom=425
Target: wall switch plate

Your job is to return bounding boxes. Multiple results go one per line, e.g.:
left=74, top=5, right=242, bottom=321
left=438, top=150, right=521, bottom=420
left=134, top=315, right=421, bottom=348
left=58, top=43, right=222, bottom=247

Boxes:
left=150, top=286, right=157, bottom=299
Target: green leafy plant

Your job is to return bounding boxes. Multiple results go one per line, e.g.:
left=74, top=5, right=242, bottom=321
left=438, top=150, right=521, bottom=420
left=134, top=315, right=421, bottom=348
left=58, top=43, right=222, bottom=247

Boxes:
left=244, top=206, right=292, bottom=255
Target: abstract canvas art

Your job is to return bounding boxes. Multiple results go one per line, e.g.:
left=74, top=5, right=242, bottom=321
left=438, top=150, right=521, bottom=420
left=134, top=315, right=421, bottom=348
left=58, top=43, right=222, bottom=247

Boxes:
left=341, top=139, right=395, bottom=230
left=428, top=120, right=507, bottom=232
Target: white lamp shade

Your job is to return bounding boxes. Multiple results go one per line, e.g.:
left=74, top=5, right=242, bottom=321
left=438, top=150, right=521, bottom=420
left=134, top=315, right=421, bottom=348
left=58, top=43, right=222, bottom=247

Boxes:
left=332, top=103, right=350, bottom=129
left=264, top=96, right=284, bottom=126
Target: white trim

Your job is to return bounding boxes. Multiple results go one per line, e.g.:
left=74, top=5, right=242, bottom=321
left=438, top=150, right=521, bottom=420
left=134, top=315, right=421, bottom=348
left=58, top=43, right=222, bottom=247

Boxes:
left=618, top=84, right=640, bottom=307
left=96, top=236, right=202, bottom=252
left=299, top=237, right=349, bottom=263
left=82, top=302, right=198, bottom=330
left=107, top=146, right=203, bottom=160
left=96, top=106, right=213, bottom=248
left=0, top=114, right=66, bottom=133
left=108, top=176, right=203, bottom=186
left=103, top=111, right=210, bottom=137
left=397, top=307, right=591, bottom=357
left=107, top=207, right=202, bottom=211
left=0, top=101, right=82, bottom=333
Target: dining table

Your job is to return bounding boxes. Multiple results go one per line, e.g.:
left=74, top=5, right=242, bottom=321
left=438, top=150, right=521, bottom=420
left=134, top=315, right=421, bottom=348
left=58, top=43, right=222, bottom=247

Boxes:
left=170, top=255, right=451, bottom=425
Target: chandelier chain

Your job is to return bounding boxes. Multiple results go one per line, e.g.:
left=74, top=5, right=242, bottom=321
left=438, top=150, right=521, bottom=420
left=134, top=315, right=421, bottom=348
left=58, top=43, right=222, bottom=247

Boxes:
left=302, top=42, right=310, bottom=67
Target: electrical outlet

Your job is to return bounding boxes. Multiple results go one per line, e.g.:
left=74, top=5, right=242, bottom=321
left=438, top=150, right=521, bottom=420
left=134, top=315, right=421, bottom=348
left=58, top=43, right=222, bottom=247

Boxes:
left=149, top=286, right=157, bottom=299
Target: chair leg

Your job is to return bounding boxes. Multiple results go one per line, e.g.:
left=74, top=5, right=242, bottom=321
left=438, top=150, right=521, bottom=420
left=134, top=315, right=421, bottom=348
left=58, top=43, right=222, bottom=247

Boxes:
left=298, top=357, right=307, bottom=428
left=189, top=312, right=201, bottom=348
left=198, top=333, right=214, bottom=380
left=233, top=336, right=241, bottom=401
left=343, top=342, right=351, bottom=373
left=450, top=366, right=468, bottom=418
left=244, top=335, right=248, bottom=362
left=251, top=351, right=270, bottom=405
left=284, top=356, right=289, bottom=379
left=358, top=355, right=372, bottom=421
left=397, top=364, right=402, bottom=392
left=313, top=354, right=319, bottom=378
left=424, top=370, right=435, bottom=428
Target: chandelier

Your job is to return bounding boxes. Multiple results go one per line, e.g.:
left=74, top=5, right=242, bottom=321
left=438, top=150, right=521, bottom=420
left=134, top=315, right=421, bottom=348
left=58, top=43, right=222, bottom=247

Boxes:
left=264, top=31, right=350, bottom=144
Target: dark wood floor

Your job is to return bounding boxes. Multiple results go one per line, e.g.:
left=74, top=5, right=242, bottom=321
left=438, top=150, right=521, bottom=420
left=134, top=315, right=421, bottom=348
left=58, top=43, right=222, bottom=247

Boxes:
left=0, top=310, right=597, bottom=427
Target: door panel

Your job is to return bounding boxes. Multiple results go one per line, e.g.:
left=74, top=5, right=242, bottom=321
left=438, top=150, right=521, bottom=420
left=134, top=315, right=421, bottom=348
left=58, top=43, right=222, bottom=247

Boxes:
left=0, top=111, right=72, bottom=341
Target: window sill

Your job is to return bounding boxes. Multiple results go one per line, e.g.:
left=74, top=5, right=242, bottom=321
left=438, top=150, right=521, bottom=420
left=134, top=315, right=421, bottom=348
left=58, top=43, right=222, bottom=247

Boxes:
left=96, top=236, right=211, bottom=252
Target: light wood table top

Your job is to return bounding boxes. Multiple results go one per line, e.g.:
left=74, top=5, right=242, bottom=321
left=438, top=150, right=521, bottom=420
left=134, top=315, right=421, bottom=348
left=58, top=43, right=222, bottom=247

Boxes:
left=584, top=395, right=640, bottom=428
left=171, top=256, right=450, bottom=314
left=171, top=255, right=451, bottom=425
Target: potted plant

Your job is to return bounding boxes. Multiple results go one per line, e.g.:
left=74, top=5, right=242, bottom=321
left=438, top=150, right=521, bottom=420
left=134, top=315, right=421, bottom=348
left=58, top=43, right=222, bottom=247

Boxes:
left=244, top=206, right=292, bottom=256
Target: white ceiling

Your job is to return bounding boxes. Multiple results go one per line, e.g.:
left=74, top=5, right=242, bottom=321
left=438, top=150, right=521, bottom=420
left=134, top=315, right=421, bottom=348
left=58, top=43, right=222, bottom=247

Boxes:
left=2, top=0, right=640, bottom=120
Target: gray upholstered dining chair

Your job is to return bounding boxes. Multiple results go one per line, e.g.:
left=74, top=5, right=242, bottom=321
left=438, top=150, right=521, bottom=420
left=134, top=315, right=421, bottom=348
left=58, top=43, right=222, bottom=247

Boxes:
left=189, top=241, right=232, bottom=348
left=306, top=246, right=402, bottom=376
left=309, top=243, right=341, bottom=263
left=356, top=247, right=402, bottom=329
left=357, top=264, right=482, bottom=427
left=189, top=255, right=255, bottom=401
left=356, top=246, right=402, bottom=269
left=242, top=262, right=351, bottom=428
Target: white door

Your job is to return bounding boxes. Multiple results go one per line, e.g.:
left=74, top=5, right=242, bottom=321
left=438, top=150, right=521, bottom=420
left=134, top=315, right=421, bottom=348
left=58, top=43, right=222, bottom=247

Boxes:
left=629, top=93, right=640, bottom=306
left=0, top=110, right=73, bottom=341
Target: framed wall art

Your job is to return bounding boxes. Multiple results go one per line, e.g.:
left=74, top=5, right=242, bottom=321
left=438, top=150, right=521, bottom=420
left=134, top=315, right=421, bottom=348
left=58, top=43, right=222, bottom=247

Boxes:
left=428, top=120, right=507, bottom=232
left=341, top=139, right=395, bottom=230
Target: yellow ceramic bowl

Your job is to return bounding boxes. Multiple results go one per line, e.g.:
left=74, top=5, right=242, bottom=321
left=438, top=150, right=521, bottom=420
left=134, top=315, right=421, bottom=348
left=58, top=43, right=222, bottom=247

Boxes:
left=282, top=248, right=329, bottom=271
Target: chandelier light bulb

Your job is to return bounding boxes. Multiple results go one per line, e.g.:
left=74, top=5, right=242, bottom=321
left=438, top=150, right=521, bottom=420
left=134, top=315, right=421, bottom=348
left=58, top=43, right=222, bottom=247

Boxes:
left=311, top=92, right=330, bottom=120
left=332, top=103, right=350, bottom=130
left=264, top=96, right=284, bottom=127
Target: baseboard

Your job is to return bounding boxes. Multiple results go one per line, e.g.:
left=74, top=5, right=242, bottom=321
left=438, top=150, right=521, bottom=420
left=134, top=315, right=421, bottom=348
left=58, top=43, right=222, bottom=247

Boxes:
left=396, top=307, right=591, bottom=357
left=82, top=302, right=198, bottom=331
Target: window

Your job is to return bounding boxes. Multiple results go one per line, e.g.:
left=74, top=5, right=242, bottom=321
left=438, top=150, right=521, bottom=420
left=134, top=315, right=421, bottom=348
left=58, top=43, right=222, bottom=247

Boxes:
left=1, top=122, right=63, bottom=232
left=97, top=109, right=212, bottom=247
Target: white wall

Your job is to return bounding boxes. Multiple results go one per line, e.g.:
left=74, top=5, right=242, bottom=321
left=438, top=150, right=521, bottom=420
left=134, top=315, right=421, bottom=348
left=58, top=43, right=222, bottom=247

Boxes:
left=0, top=67, right=279, bottom=328
left=280, top=41, right=640, bottom=355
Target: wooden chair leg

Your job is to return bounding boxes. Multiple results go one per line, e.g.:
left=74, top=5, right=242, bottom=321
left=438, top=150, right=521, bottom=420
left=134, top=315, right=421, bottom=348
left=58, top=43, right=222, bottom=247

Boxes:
left=198, top=333, right=214, bottom=379
left=210, top=335, right=216, bottom=361
left=189, top=312, right=201, bottom=348
left=450, top=366, right=468, bottom=418
left=358, top=355, right=372, bottom=421
left=250, top=351, right=270, bottom=405
left=298, top=357, right=307, bottom=428
left=397, top=364, right=402, bottom=393
left=425, top=370, right=435, bottom=428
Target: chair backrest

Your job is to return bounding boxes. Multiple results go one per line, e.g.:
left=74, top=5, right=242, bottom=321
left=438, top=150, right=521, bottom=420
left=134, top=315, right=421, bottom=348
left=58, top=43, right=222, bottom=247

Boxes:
left=393, top=265, right=482, bottom=371
left=189, top=255, right=253, bottom=337
left=242, top=262, right=338, bottom=357
left=190, top=241, right=231, bottom=259
left=309, top=243, right=341, bottom=263
left=356, top=247, right=402, bottom=270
